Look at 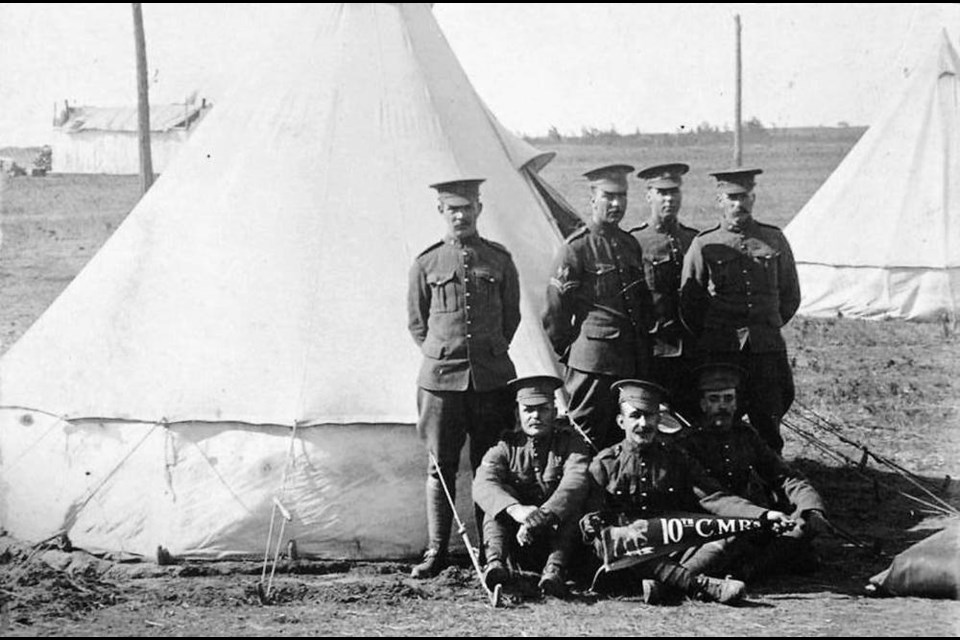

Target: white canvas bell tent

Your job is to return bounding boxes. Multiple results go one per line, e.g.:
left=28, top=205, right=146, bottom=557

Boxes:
left=785, top=30, right=960, bottom=322
left=0, top=3, right=567, bottom=559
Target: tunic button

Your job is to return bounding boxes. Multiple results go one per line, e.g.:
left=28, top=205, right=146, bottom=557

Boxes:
left=466, top=333, right=472, bottom=339
left=465, top=292, right=471, bottom=297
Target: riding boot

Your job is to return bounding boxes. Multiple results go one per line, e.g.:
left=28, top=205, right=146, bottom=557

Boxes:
left=411, top=475, right=454, bottom=578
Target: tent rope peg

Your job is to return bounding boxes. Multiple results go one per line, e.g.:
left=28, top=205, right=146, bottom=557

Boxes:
left=259, top=423, right=301, bottom=603
left=857, top=447, right=870, bottom=470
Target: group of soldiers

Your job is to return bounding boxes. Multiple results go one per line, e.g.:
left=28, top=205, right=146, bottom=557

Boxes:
left=406, top=162, right=827, bottom=605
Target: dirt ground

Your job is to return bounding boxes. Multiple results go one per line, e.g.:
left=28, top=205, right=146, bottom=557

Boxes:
left=2, top=134, right=960, bottom=636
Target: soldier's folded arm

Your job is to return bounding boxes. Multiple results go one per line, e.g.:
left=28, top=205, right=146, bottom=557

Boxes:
left=582, top=459, right=610, bottom=515
left=472, top=443, right=524, bottom=518
left=406, top=260, right=430, bottom=346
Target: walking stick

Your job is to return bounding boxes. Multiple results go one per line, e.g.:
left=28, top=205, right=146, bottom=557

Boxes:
left=428, top=452, right=503, bottom=607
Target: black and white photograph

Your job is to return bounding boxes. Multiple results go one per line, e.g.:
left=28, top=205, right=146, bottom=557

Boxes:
left=0, top=3, right=957, bottom=636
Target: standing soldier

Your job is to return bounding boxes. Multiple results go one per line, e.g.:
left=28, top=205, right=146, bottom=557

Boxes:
left=679, top=169, right=801, bottom=453
left=407, top=178, right=521, bottom=578
left=542, top=164, right=652, bottom=452
left=630, top=163, right=699, bottom=421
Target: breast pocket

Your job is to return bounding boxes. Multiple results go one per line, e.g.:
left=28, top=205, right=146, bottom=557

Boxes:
left=648, top=256, right=680, bottom=292
left=755, top=251, right=780, bottom=290
left=706, top=256, right=737, bottom=293
left=589, top=263, right=619, bottom=299
left=515, top=468, right=541, bottom=500
left=428, top=271, right=460, bottom=313
left=472, top=267, right=502, bottom=308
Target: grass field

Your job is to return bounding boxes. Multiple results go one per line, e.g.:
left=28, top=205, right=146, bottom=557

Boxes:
left=536, top=129, right=864, bottom=231
left=0, top=131, right=958, bottom=635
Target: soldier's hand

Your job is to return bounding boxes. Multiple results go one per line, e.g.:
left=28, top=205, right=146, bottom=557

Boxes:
left=506, top=504, right=539, bottom=525
left=516, top=524, right=534, bottom=547
left=763, top=510, right=796, bottom=535
left=523, top=508, right=558, bottom=534
left=579, top=512, right=603, bottom=543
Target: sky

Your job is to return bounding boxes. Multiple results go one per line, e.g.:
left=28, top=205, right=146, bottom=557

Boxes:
left=0, top=3, right=958, bottom=145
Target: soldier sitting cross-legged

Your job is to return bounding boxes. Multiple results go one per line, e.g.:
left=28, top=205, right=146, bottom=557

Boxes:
left=472, top=375, right=591, bottom=598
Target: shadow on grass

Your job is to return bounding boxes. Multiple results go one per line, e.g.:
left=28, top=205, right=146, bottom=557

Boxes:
left=747, top=458, right=958, bottom=597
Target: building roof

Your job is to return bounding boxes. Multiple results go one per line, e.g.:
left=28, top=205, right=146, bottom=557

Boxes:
left=58, top=103, right=210, bottom=133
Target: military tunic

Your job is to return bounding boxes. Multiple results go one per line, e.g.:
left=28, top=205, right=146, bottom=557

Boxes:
left=631, top=219, right=699, bottom=418
left=679, top=218, right=801, bottom=452
left=542, top=222, right=653, bottom=449
left=473, top=424, right=591, bottom=569
left=409, top=234, right=520, bottom=392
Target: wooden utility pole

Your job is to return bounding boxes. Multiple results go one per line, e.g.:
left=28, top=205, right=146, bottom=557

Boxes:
left=734, top=14, right=743, bottom=167
left=133, top=3, right=154, bottom=193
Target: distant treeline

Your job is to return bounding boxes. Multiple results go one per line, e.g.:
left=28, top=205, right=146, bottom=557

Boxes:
left=524, top=123, right=868, bottom=147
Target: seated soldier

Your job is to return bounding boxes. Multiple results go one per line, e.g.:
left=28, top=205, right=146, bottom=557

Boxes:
left=583, top=379, right=794, bottom=605
left=472, top=375, right=591, bottom=598
left=679, top=363, right=829, bottom=580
